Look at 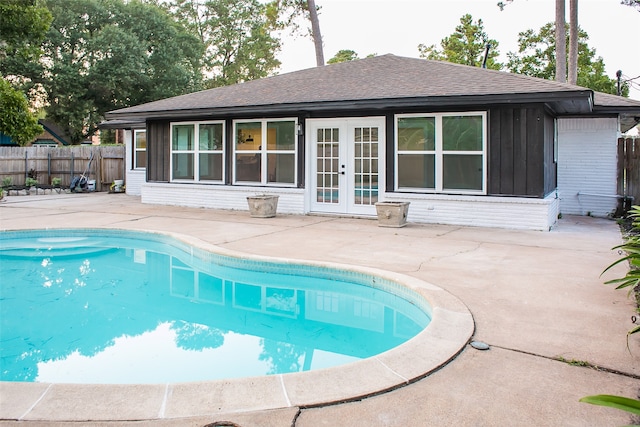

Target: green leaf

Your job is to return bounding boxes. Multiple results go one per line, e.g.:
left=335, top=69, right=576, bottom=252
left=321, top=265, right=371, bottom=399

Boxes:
left=579, top=395, right=640, bottom=415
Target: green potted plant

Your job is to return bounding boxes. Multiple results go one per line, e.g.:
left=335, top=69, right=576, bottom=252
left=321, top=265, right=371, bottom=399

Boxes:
left=25, top=177, right=38, bottom=194
left=52, top=177, right=62, bottom=193
left=1, top=177, right=11, bottom=198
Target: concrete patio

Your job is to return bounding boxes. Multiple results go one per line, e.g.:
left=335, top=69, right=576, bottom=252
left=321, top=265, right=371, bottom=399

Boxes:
left=0, top=193, right=638, bottom=426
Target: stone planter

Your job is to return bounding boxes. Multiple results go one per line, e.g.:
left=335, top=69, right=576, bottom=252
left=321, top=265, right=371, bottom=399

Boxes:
left=375, top=201, right=410, bottom=228
left=247, top=195, right=279, bottom=218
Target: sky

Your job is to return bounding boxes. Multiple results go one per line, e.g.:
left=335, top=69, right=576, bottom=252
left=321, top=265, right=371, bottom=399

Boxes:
left=272, top=0, right=640, bottom=101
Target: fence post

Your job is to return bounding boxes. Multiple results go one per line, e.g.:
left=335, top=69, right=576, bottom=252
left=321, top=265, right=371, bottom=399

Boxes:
left=47, top=151, right=51, bottom=184
left=24, top=150, right=28, bottom=183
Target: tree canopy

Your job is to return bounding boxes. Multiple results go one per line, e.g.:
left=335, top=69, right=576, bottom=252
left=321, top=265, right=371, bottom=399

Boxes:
left=327, top=49, right=359, bottom=64
left=267, top=0, right=325, bottom=66
left=620, top=0, right=640, bottom=10
left=0, top=0, right=52, bottom=74
left=0, top=77, right=43, bottom=146
left=418, top=14, right=502, bottom=70
left=506, top=22, right=628, bottom=96
left=16, top=0, right=204, bottom=144
left=168, top=0, right=281, bottom=88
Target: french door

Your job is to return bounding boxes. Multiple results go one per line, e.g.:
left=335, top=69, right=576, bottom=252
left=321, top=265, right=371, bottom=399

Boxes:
left=308, top=118, right=385, bottom=215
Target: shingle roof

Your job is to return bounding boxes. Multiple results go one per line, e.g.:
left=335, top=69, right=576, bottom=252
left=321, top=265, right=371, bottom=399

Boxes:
left=105, top=54, right=640, bottom=127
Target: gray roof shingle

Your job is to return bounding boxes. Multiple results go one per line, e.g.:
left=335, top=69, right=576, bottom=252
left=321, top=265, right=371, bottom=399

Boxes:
left=105, top=54, right=640, bottom=126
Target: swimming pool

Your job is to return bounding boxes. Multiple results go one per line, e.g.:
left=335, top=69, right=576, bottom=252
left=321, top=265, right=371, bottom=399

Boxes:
left=0, top=229, right=431, bottom=384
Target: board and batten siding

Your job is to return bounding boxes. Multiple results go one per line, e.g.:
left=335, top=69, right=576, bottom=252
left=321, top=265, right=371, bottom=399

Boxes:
left=488, top=105, right=555, bottom=198
left=147, top=120, right=170, bottom=182
left=557, top=117, right=619, bottom=216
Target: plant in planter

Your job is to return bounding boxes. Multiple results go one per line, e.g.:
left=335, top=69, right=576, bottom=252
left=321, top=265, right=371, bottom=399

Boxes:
left=25, top=177, right=38, bottom=194
left=1, top=177, right=11, bottom=196
left=52, top=177, right=62, bottom=193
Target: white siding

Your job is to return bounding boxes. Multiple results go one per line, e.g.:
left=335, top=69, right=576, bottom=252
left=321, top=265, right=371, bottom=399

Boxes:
left=124, top=129, right=145, bottom=196
left=140, top=183, right=557, bottom=231
left=557, top=118, right=619, bottom=216
left=383, top=192, right=559, bottom=231
left=141, top=183, right=305, bottom=214
left=125, top=170, right=145, bottom=196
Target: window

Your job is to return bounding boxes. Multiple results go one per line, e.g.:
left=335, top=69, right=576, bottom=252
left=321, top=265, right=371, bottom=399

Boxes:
left=134, top=130, right=146, bottom=169
left=395, top=113, right=485, bottom=194
left=170, top=121, right=224, bottom=182
left=234, top=119, right=297, bottom=185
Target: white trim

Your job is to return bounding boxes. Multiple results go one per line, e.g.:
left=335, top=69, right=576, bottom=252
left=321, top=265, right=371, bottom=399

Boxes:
left=169, top=120, right=225, bottom=184
left=394, top=111, right=487, bottom=195
left=133, top=129, right=147, bottom=170
left=232, top=118, right=298, bottom=187
left=306, top=117, right=386, bottom=216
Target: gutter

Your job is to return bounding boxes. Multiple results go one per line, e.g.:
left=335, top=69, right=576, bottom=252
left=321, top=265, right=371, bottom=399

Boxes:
left=104, top=91, right=593, bottom=122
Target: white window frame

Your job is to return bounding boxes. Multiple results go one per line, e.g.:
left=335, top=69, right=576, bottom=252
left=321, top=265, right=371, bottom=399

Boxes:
left=169, top=120, right=225, bottom=183
left=232, top=118, right=298, bottom=187
left=395, top=112, right=487, bottom=195
left=133, top=129, right=146, bottom=170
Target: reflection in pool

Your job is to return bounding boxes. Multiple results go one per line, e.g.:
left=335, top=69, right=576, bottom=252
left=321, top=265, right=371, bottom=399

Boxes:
left=0, top=230, right=431, bottom=384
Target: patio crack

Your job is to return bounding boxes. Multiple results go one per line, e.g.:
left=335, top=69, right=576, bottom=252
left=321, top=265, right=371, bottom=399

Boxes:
left=404, top=242, right=483, bottom=274
left=489, top=344, right=640, bottom=380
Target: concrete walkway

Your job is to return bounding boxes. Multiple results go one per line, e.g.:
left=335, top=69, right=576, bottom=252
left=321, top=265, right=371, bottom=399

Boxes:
left=1, top=193, right=638, bottom=426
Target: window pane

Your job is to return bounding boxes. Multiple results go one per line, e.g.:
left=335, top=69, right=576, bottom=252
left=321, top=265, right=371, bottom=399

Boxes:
left=236, top=122, right=261, bottom=150
left=236, top=153, right=261, bottom=181
left=135, top=131, right=146, bottom=149
left=398, top=117, right=435, bottom=151
left=135, top=151, right=147, bottom=169
left=172, top=125, right=194, bottom=151
left=199, top=123, right=223, bottom=151
left=199, top=153, right=222, bottom=181
left=398, top=154, right=435, bottom=188
left=267, top=121, right=295, bottom=150
left=442, top=116, right=483, bottom=151
left=443, top=154, right=483, bottom=190
left=172, top=153, right=194, bottom=179
left=267, top=153, right=295, bottom=183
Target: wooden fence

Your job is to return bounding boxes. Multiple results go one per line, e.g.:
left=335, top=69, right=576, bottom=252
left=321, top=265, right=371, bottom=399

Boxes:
left=0, top=145, right=125, bottom=192
left=617, top=137, right=640, bottom=214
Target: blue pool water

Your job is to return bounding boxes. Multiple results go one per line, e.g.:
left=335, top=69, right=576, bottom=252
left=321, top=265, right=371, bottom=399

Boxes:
left=0, top=229, right=431, bottom=384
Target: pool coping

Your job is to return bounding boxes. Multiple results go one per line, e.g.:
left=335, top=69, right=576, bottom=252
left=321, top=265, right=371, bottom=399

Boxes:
left=0, top=228, right=474, bottom=422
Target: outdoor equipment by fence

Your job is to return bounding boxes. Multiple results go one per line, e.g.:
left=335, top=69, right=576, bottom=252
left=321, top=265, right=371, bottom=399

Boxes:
left=0, top=146, right=125, bottom=192
left=617, top=137, right=640, bottom=214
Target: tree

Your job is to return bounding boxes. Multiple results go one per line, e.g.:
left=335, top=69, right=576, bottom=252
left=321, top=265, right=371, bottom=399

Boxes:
left=418, top=14, right=502, bottom=70
left=568, top=0, right=578, bottom=85
left=169, top=0, right=281, bottom=88
left=24, top=0, right=204, bottom=144
left=621, top=0, right=640, bottom=10
left=555, top=0, right=567, bottom=82
left=507, top=23, right=629, bottom=96
left=327, top=49, right=358, bottom=64
left=268, top=0, right=325, bottom=66
left=0, top=0, right=52, bottom=74
left=498, top=0, right=579, bottom=84
left=0, top=77, right=42, bottom=146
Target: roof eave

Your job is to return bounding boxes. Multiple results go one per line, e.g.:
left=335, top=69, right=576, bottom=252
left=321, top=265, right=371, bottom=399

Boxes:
left=103, top=91, right=593, bottom=123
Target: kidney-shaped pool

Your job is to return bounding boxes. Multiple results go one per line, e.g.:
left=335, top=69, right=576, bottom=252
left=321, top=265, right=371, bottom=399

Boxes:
left=0, top=228, right=474, bottom=421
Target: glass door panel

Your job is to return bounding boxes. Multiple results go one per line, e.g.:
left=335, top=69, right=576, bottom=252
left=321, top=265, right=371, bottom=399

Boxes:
left=309, top=118, right=384, bottom=215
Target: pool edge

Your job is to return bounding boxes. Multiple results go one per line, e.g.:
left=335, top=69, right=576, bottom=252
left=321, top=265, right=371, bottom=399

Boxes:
left=0, top=227, right=475, bottom=422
